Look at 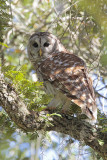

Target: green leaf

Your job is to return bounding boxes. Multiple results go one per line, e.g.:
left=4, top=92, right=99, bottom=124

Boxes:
left=98, top=140, right=104, bottom=146
left=2, top=65, right=15, bottom=72
left=47, top=113, right=62, bottom=118
left=0, top=42, right=9, bottom=47
left=19, top=64, right=28, bottom=73
left=5, top=71, right=24, bottom=82
left=100, top=54, right=107, bottom=66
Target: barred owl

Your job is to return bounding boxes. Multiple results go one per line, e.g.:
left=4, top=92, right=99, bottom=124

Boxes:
left=27, top=32, right=97, bottom=123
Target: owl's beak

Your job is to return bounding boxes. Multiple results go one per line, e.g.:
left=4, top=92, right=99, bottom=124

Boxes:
left=39, top=48, right=42, bottom=56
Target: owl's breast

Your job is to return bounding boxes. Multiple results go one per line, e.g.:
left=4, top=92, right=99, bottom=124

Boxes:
left=36, top=68, right=71, bottom=110
left=36, top=68, right=57, bottom=96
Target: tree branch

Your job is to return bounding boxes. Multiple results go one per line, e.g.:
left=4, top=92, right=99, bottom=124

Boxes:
left=0, top=73, right=107, bottom=159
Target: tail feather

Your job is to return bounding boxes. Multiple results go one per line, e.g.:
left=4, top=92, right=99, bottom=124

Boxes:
left=71, top=98, right=97, bottom=124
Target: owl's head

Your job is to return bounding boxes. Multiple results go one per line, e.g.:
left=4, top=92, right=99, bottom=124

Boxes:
left=27, top=32, right=66, bottom=63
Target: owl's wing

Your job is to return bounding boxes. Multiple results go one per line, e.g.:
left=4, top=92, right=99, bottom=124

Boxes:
left=39, top=52, right=97, bottom=121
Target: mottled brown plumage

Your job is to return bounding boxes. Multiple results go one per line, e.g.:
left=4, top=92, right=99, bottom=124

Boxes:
left=27, top=32, right=97, bottom=123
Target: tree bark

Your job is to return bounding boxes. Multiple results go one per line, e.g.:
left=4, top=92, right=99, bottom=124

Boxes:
left=0, top=74, right=107, bottom=160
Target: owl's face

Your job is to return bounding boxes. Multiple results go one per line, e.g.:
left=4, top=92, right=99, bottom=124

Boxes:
left=27, top=32, right=65, bottom=63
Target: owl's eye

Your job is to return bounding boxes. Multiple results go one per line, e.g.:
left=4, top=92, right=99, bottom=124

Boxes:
left=33, top=42, right=38, bottom=48
left=44, top=42, right=50, bottom=47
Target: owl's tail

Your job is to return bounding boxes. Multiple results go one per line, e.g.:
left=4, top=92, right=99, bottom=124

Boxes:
left=72, top=98, right=97, bottom=124
left=85, top=106, right=97, bottom=124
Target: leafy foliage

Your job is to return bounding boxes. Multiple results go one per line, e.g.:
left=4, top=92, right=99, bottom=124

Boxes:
left=0, top=42, right=9, bottom=48
left=0, top=0, right=11, bottom=41
left=100, top=54, right=107, bottom=66
left=98, top=110, right=107, bottom=132
left=2, top=64, right=52, bottom=111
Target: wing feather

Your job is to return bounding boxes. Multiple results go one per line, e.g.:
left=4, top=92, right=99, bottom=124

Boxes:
left=38, top=51, right=97, bottom=121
